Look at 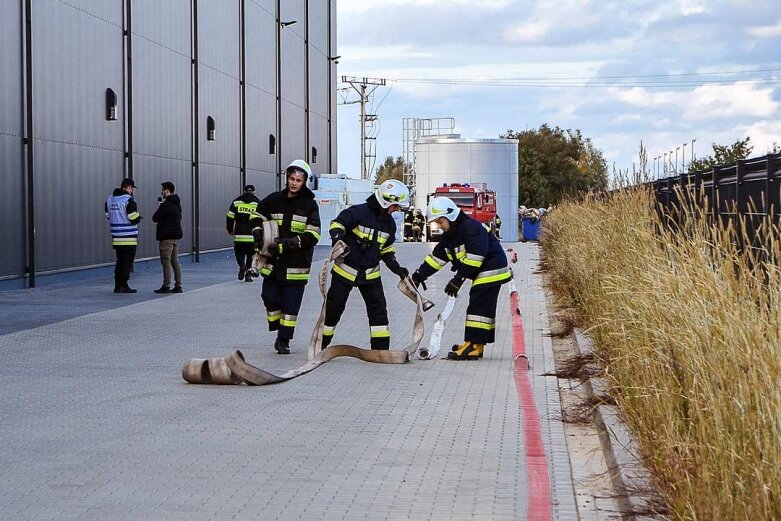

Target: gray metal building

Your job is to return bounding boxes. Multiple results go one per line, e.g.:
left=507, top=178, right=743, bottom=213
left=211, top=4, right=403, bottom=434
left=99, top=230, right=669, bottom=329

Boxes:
left=0, top=0, right=337, bottom=286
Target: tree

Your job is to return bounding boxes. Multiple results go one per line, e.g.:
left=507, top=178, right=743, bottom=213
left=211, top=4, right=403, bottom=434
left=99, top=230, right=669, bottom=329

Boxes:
left=689, top=137, right=753, bottom=172
left=374, top=156, right=406, bottom=184
left=502, top=125, right=608, bottom=208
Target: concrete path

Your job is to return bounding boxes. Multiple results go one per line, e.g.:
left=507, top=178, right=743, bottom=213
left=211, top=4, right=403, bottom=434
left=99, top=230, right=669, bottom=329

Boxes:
left=0, top=242, right=581, bottom=520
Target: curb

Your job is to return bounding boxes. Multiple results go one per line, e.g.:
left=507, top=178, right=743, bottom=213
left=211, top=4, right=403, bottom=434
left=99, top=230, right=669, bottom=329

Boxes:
left=571, top=329, right=665, bottom=521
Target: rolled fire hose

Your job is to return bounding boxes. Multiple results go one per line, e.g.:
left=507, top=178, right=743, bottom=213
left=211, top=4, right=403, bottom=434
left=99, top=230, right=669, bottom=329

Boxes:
left=182, top=237, right=432, bottom=386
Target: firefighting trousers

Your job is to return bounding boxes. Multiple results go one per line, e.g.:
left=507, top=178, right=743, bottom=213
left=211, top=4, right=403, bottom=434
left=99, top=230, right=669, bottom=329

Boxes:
left=233, top=243, right=255, bottom=270
left=322, top=276, right=390, bottom=349
left=261, top=278, right=306, bottom=341
left=464, top=283, right=502, bottom=345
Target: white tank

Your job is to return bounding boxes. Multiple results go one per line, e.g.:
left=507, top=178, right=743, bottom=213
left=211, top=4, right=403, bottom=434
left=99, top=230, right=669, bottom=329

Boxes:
left=413, top=137, right=519, bottom=241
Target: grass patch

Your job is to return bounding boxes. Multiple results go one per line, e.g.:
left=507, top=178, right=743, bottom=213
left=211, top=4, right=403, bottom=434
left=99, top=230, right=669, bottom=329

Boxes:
left=541, top=186, right=781, bottom=520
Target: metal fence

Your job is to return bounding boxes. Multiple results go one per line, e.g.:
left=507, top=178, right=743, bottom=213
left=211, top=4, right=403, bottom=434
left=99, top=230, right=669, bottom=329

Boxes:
left=654, top=153, right=781, bottom=246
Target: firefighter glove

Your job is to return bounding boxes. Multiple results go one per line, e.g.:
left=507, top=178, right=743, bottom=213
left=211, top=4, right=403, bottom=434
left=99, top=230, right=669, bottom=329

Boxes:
left=251, top=227, right=263, bottom=243
left=411, top=270, right=427, bottom=291
left=275, top=236, right=301, bottom=254
left=444, top=275, right=465, bottom=297
left=329, top=228, right=345, bottom=246
left=396, top=267, right=409, bottom=280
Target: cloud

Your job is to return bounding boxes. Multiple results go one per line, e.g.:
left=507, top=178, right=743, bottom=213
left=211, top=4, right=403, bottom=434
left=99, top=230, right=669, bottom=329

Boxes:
left=615, top=84, right=779, bottom=120
left=748, top=21, right=781, bottom=38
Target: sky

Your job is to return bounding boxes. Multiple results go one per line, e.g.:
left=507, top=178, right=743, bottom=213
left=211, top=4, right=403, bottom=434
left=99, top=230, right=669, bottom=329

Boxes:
left=334, top=0, right=781, bottom=180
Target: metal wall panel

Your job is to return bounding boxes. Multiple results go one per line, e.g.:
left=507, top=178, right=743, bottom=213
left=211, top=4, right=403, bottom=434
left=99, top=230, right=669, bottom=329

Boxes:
left=308, top=49, right=328, bottom=118
left=249, top=0, right=275, bottom=15
left=281, top=100, right=306, bottom=168
left=199, top=163, right=241, bottom=250
left=131, top=0, right=193, bottom=258
left=245, top=0, right=275, bottom=95
left=198, top=0, right=241, bottom=251
left=329, top=0, right=337, bottom=175
left=245, top=86, right=277, bottom=174
left=0, top=0, right=24, bottom=277
left=308, top=113, right=328, bottom=176
left=280, top=23, right=306, bottom=110
left=245, top=0, right=277, bottom=177
left=246, top=168, right=277, bottom=197
left=197, top=0, right=240, bottom=77
left=280, top=14, right=306, bottom=167
left=35, top=142, right=125, bottom=270
left=32, top=0, right=125, bottom=271
left=308, top=0, right=328, bottom=54
left=280, top=0, right=305, bottom=44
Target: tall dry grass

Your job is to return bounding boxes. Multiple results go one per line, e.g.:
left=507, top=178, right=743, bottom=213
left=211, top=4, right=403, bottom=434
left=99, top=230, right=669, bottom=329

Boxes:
left=541, top=187, right=781, bottom=520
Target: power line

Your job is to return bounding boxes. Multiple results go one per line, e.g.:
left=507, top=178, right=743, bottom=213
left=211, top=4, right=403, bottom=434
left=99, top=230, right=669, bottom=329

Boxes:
left=390, top=66, right=781, bottom=82
left=377, top=66, right=781, bottom=89
left=385, top=78, right=781, bottom=89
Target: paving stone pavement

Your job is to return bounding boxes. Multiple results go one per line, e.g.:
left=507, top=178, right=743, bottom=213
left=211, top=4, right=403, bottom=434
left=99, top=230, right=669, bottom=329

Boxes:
left=0, top=242, right=579, bottom=520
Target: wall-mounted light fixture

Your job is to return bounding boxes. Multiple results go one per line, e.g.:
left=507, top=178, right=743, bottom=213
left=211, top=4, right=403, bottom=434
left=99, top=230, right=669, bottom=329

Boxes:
left=206, top=116, right=216, bottom=141
left=327, top=55, right=341, bottom=65
left=269, top=134, right=276, bottom=154
left=311, top=146, right=318, bottom=164
left=280, top=20, right=297, bottom=28
left=105, top=88, right=118, bottom=121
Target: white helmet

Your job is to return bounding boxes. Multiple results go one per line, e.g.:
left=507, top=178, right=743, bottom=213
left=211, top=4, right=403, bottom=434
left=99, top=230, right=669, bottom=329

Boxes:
left=427, top=197, right=461, bottom=222
left=374, top=179, right=410, bottom=209
left=286, top=159, right=312, bottom=180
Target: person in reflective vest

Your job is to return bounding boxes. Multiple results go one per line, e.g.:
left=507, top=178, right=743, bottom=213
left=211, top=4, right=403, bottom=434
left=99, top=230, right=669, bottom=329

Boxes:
left=105, top=178, right=142, bottom=294
left=227, top=184, right=262, bottom=282
left=324, top=179, right=411, bottom=350
left=255, top=160, right=321, bottom=355
left=411, top=197, right=512, bottom=360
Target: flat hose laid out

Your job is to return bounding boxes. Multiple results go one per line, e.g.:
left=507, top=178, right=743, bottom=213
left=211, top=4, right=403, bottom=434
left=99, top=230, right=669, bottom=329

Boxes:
left=182, top=240, right=430, bottom=386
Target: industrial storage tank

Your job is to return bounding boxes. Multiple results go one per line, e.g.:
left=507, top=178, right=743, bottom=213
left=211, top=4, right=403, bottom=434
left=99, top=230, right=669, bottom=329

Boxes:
left=413, top=137, right=519, bottom=241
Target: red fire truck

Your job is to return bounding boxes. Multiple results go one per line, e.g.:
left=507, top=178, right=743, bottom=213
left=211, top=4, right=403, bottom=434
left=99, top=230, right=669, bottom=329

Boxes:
left=427, top=183, right=497, bottom=241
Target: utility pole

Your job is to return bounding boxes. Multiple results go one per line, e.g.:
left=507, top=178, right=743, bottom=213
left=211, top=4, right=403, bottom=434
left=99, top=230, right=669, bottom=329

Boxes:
left=341, top=76, right=386, bottom=180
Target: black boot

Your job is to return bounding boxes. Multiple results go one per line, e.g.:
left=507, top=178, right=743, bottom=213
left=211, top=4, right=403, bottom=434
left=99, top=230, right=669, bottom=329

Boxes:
left=238, top=267, right=246, bottom=281
left=274, top=338, right=290, bottom=355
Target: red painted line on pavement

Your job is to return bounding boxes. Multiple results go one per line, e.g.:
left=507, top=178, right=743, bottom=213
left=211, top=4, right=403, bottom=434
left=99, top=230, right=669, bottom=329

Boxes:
left=510, top=289, right=552, bottom=521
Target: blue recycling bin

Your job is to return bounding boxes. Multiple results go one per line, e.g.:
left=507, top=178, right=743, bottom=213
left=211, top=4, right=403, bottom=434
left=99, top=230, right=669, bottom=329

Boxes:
left=522, top=217, right=541, bottom=242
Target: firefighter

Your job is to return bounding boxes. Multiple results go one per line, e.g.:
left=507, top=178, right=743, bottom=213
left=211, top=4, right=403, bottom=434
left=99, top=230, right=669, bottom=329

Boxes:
left=253, top=160, right=321, bottom=355
left=411, top=197, right=512, bottom=360
left=323, top=179, right=410, bottom=350
left=227, top=184, right=262, bottom=282
left=105, top=178, right=142, bottom=293
left=403, top=207, right=414, bottom=242
left=412, top=208, right=425, bottom=242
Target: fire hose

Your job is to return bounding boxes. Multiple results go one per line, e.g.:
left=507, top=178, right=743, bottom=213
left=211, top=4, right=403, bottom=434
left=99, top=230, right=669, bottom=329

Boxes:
left=182, top=226, right=434, bottom=385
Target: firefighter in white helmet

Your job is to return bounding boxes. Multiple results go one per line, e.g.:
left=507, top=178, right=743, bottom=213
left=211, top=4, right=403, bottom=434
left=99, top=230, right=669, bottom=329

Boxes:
left=254, top=159, right=321, bottom=354
left=411, top=196, right=512, bottom=360
left=323, top=179, right=411, bottom=350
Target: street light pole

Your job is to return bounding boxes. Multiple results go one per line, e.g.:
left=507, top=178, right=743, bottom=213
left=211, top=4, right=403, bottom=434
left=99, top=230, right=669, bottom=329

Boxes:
left=682, top=142, right=688, bottom=172
left=675, top=146, right=680, bottom=174
left=663, top=152, right=668, bottom=175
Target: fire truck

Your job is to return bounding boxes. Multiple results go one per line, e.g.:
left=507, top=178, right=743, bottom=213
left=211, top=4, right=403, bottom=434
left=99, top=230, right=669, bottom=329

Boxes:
left=426, top=183, right=497, bottom=241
